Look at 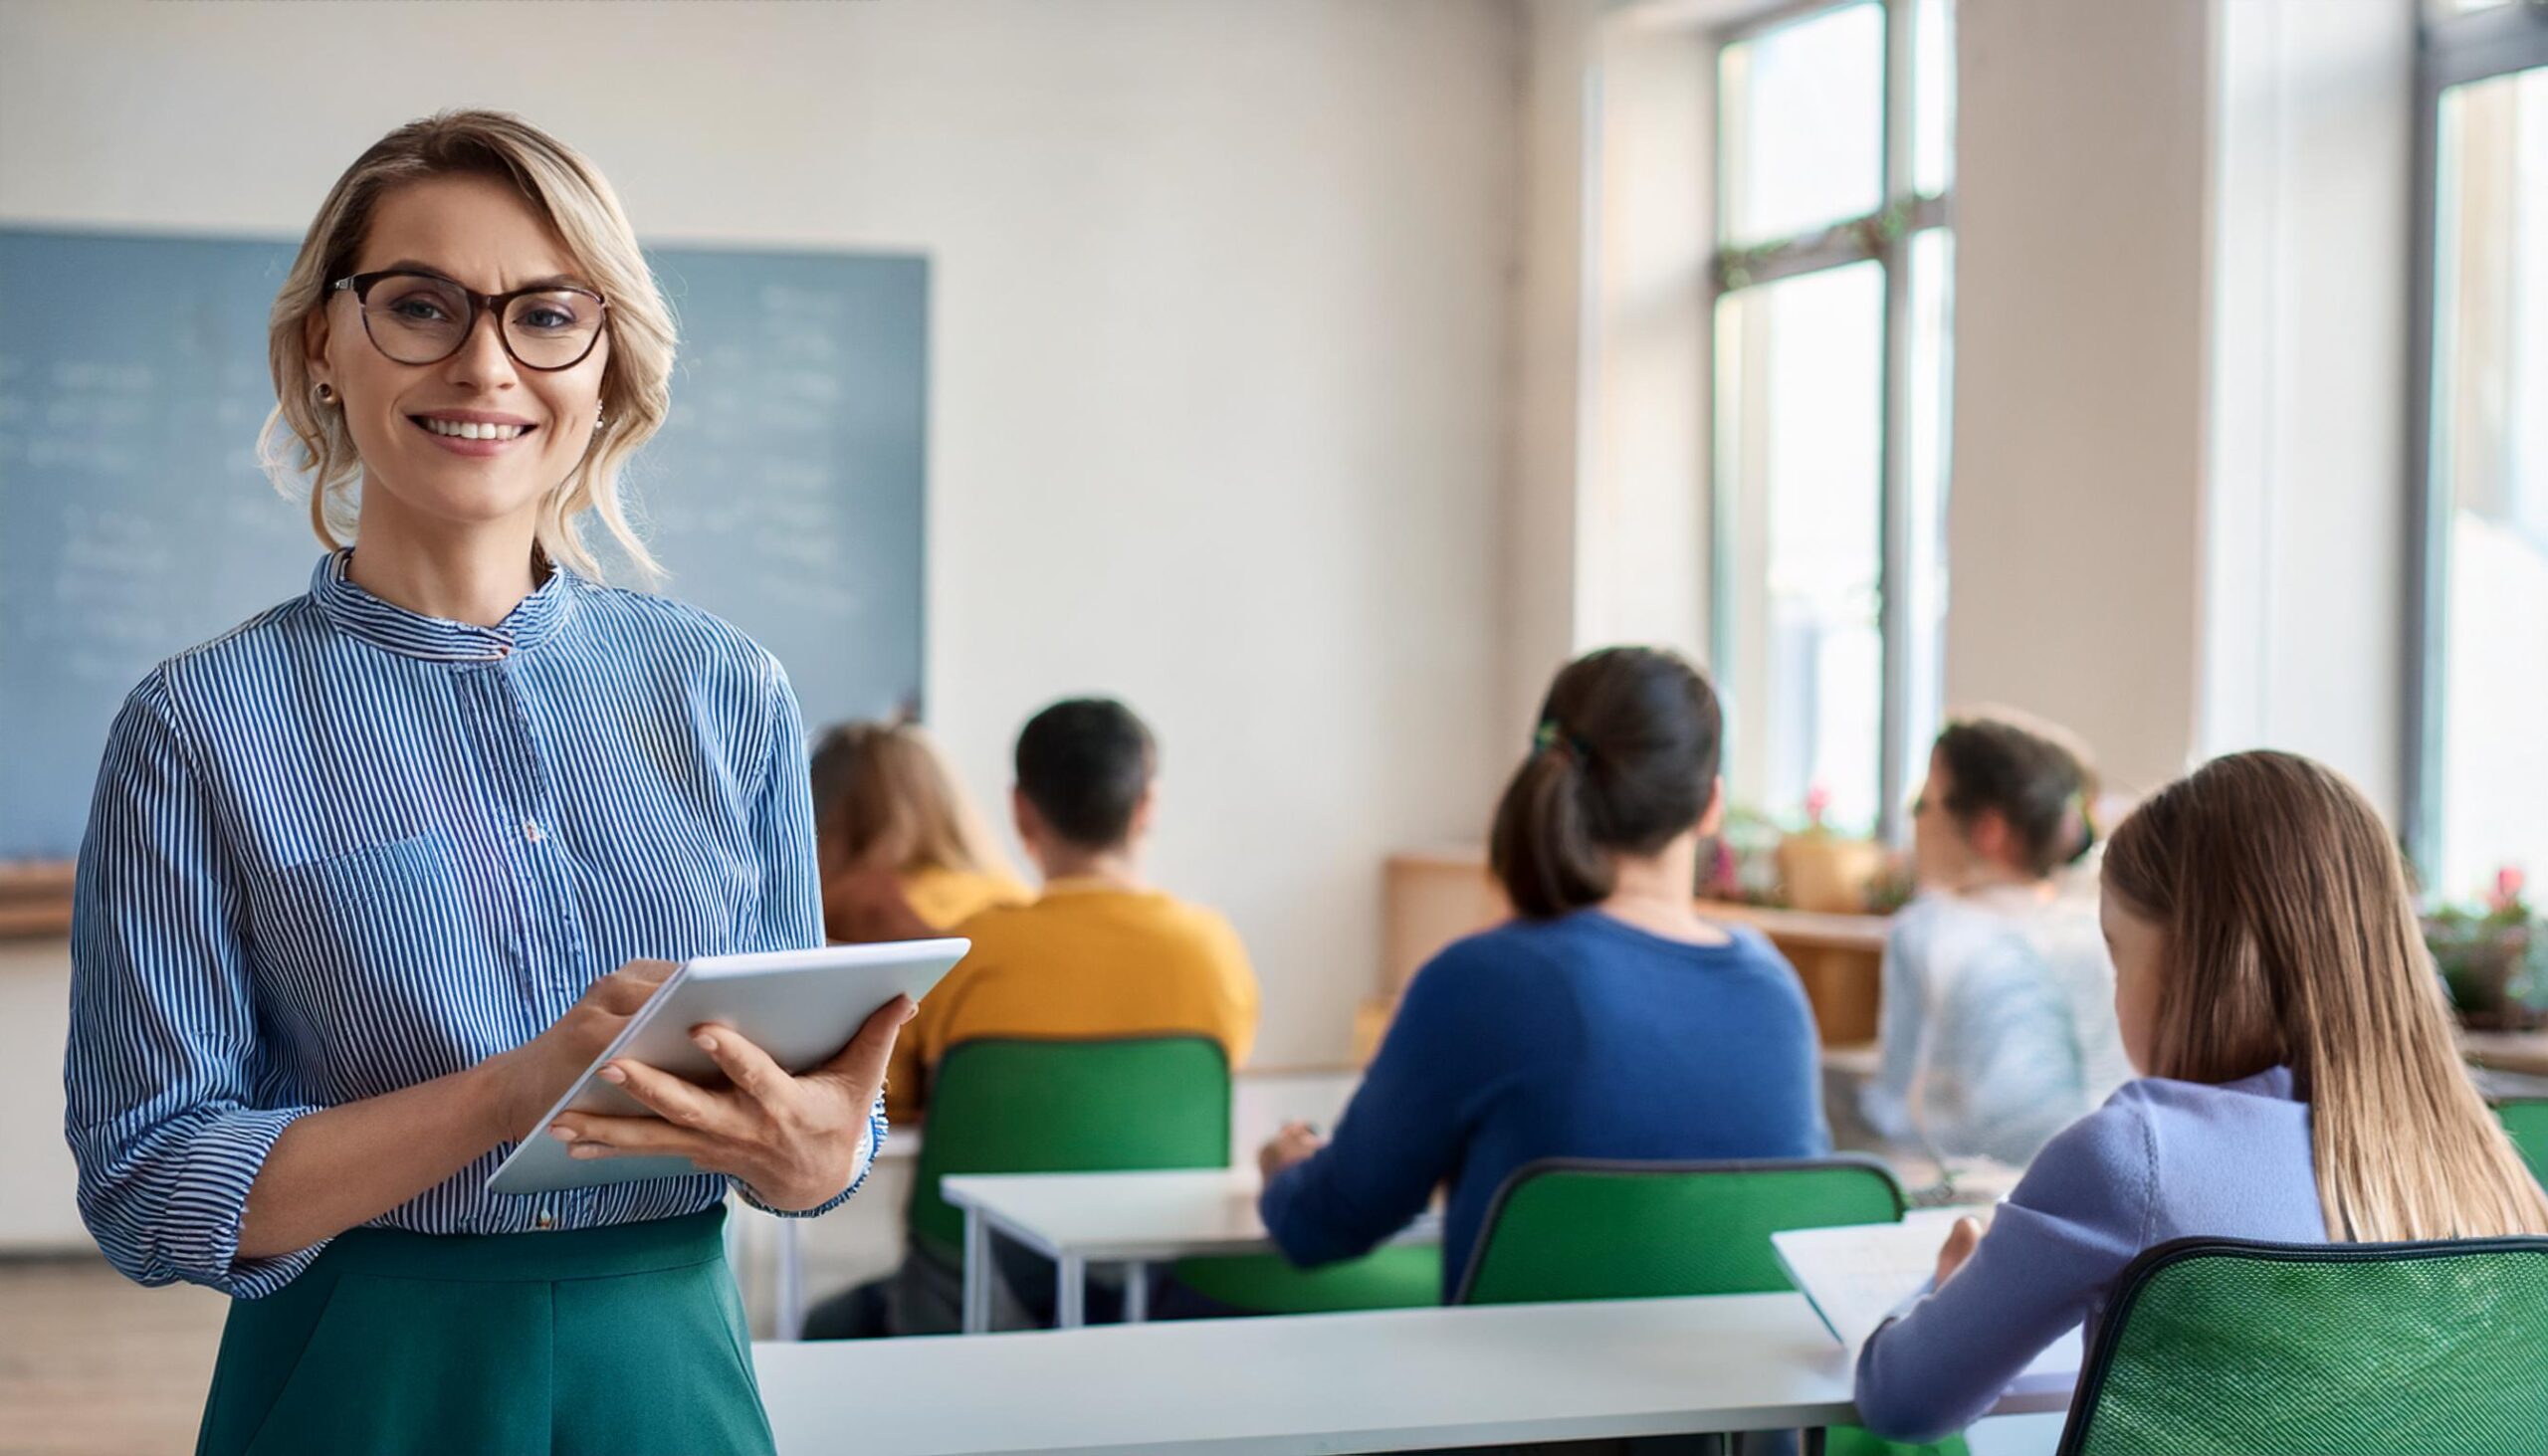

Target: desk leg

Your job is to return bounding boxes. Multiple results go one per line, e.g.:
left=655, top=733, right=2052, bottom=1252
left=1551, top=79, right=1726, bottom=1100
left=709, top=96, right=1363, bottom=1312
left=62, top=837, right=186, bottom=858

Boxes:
left=774, top=1218, right=804, bottom=1342
left=962, top=1209, right=990, bottom=1335
left=1124, top=1260, right=1150, bottom=1323
left=1058, top=1254, right=1087, bottom=1329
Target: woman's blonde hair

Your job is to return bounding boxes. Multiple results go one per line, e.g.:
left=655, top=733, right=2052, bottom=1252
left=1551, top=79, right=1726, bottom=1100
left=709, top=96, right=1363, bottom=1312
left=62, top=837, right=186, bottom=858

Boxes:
left=2103, top=749, right=2548, bottom=1242
left=809, top=720, right=1016, bottom=885
left=260, top=109, right=674, bottom=582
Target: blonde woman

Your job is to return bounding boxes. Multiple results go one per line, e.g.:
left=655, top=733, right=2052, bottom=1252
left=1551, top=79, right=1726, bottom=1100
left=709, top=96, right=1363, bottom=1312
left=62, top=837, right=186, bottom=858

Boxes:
left=810, top=719, right=1028, bottom=940
left=1853, top=750, right=2548, bottom=1443
left=62, top=111, right=903, bottom=1455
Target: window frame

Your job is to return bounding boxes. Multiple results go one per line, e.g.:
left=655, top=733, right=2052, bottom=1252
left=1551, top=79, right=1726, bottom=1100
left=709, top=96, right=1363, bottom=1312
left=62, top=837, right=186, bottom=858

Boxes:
left=1706, top=0, right=1951, bottom=843
left=2404, top=2, right=2548, bottom=887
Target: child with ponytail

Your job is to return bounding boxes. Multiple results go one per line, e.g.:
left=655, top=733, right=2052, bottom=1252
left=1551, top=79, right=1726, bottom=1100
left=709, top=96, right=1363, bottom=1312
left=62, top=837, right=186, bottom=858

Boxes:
left=1256, top=647, right=1829, bottom=1297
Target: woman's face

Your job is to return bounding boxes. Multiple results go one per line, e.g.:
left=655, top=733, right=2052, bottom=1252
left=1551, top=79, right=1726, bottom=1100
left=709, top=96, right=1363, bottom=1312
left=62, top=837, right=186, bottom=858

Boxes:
left=307, top=172, right=610, bottom=547
left=2101, top=888, right=2167, bottom=1075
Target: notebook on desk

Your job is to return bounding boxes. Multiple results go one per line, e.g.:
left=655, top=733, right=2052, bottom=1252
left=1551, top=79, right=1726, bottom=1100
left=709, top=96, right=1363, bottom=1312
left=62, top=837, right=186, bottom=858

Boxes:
left=1772, top=1210, right=2081, bottom=1379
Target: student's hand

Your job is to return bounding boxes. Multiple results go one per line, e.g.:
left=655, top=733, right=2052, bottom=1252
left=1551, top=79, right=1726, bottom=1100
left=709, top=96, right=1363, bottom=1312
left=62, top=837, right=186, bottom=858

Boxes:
left=544, top=995, right=919, bottom=1211
left=1257, top=1122, right=1326, bottom=1183
left=482, top=958, right=679, bottom=1144
left=1933, top=1215, right=1985, bottom=1288
left=828, top=865, right=937, bottom=944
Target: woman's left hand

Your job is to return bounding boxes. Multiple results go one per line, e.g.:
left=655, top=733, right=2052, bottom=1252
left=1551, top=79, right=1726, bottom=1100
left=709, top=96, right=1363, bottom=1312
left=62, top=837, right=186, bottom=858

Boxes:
left=547, top=995, right=917, bottom=1211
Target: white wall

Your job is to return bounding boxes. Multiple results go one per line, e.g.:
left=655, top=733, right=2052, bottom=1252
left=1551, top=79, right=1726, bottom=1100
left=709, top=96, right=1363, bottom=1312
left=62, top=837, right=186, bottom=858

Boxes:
left=1945, top=0, right=2217, bottom=799
left=0, top=0, right=1525, bottom=1073
left=2203, top=0, right=2414, bottom=817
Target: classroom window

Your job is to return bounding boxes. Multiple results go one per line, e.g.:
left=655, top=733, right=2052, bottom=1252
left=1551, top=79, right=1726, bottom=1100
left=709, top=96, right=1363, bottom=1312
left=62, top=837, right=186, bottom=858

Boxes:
left=1711, top=0, right=1954, bottom=840
left=2411, top=7, right=2548, bottom=901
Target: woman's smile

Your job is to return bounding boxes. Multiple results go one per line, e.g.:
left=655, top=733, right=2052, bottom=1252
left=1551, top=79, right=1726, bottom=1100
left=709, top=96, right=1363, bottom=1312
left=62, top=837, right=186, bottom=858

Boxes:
left=408, top=406, right=540, bottom=457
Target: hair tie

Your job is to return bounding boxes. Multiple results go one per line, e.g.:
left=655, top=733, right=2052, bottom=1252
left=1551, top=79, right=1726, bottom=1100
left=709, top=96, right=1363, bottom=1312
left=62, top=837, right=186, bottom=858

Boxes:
left=2062, top=791, right=2098, bottom=863
left=1532, top=720, right=1590, bottom=762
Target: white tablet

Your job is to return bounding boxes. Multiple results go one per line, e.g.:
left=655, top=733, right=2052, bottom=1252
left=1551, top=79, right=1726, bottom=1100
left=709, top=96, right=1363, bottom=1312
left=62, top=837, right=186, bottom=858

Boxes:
left=487, top=937, right=968, bottom=1198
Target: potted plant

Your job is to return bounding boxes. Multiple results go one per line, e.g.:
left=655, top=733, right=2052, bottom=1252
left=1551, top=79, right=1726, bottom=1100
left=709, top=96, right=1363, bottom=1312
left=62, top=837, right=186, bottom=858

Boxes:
left=2430, top=867, right=2548, bottom=1032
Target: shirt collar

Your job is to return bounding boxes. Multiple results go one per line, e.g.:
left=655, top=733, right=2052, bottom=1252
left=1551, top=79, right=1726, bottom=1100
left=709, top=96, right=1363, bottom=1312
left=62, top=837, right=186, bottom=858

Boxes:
left=309, top=548, right=575, bottom=664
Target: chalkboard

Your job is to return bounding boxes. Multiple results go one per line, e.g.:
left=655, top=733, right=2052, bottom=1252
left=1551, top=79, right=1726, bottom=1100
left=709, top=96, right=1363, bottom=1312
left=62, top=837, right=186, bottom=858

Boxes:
left=0, top=228, right=927, bottom=862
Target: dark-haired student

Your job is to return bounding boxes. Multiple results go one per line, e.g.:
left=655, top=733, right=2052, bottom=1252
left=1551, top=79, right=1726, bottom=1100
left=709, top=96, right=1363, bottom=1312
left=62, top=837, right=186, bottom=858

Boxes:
left=805, top=697, right=1259, bottom=1338
left=1256, top=647, right=1829, bottom=1300
left=1861, top=713, right=2131, bottom=1169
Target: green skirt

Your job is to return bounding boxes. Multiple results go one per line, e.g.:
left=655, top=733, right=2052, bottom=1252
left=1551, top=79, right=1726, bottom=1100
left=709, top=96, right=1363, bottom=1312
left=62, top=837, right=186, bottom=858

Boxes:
left=196, top=1206, right=775, bottom=1456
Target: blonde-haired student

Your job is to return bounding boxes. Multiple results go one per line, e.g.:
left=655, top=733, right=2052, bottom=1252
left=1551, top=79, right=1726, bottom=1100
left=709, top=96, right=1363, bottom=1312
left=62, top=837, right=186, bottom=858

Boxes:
left=1854, top=750, right=2548, bottom=1443
left=811, top=719, right=1029, bottom=940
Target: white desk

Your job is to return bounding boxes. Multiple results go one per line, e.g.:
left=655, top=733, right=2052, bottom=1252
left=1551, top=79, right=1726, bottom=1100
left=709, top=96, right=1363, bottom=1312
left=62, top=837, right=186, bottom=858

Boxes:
left=762, top=1069, right=1362, bottom=1341
left=940, top=1167, right=1441, bottom=1333
left=754, top=1290, right=2078, bottom=1454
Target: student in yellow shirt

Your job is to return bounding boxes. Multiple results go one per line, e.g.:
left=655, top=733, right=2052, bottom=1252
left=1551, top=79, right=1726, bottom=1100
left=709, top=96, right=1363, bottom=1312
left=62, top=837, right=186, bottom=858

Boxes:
left=805, top=697, right=1260, bottom=1338
left=809, top=718, right=1030, bottom=942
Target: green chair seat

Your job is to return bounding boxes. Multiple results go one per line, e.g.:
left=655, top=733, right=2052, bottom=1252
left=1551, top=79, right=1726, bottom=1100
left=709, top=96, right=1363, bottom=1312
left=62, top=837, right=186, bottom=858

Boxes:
left=2057, top=1235, right=2548, bottom=1456
left=1455, top=1156, right=1962, bottom=1456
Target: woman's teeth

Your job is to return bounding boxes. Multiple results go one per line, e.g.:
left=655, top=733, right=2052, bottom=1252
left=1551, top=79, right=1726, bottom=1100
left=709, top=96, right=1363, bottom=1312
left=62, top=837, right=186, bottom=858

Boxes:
left=420, top=418, right=531, bottom=441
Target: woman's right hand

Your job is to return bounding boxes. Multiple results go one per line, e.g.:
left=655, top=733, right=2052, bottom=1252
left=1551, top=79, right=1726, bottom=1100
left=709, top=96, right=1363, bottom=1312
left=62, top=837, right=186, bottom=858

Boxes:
left=481, top=958, right=678, bottom=1144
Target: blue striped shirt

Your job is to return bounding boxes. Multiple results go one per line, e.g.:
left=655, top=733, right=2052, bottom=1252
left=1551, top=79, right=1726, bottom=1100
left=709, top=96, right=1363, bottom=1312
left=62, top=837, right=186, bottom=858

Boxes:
left=64, top=549, right=882, bottom=1299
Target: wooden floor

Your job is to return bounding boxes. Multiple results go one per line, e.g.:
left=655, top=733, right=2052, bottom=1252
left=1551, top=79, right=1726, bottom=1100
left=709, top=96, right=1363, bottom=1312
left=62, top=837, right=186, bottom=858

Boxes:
left=0, top=1257, right=227, bottom=1455
left=0, top=1160, right=910, bottom=1456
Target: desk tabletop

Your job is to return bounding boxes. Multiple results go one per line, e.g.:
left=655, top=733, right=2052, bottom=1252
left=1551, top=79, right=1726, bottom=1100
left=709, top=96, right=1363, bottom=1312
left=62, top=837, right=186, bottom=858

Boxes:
left=753, top=1290, right=2076, bottom=1455
left=938, top=1167, right=1441, bottom=1263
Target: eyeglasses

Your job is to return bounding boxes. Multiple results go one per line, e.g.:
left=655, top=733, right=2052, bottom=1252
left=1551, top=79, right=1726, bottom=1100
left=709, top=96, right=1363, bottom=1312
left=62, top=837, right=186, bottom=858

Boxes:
left=331, top=270, right=609, bottom=372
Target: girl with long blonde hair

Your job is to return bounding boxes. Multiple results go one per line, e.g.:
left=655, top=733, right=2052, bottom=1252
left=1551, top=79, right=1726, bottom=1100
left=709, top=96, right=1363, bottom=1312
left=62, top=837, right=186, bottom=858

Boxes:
left=810, top=718, right=1028, bottom=939
left=1854, top=749, right=2548, bottom=1443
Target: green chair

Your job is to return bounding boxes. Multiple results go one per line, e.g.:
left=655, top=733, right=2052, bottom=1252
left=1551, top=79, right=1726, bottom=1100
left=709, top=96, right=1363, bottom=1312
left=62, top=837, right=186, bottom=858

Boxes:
left=910, top=1034, right=1230, bottom=1263
left=1454, top=1157, right=1959, bottom=1456
left=2056, top=1235, right=2548, bottom=1456
left=2493, top=1098, right=2548, bottom=1187
left=1453, top=1155, right=1907, bottom=1304
left=913, top=1035, right=1439, bottom=1320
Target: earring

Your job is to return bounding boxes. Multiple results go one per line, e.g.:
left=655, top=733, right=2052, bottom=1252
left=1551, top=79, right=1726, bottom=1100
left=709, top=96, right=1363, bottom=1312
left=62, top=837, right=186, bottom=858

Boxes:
left=314, top=382, right=337, bottom=405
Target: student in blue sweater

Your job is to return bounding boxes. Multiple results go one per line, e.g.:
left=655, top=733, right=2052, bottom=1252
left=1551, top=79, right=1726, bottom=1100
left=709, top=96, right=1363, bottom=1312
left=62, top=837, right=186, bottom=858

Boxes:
left=1256, top=647, right=1829, bottom=1298
left=1855, top=750, right=2548, bottom=1443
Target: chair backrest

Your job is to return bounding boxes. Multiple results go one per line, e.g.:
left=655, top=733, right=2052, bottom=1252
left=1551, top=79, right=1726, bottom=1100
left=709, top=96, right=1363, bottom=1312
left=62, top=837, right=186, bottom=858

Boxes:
left=2056, top=1236, right=2548, bottom=1456
left=907, top=1034, right=1232, bottom=1257
left=1452, top=1155, right=1907, bottom=1306
left=2494, top=1098, right=2548, bottom=1187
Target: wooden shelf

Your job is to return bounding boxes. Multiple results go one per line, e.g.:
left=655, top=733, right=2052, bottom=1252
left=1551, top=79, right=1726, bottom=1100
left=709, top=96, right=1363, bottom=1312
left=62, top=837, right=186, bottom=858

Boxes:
left=1381, top=848, right=1892, bottom=1049
left=0, top=863, right=76, bottom=939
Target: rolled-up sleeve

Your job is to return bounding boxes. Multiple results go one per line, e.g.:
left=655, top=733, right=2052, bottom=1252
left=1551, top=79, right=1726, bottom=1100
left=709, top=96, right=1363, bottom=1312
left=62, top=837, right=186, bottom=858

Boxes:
left=64, top=672, right=324, bottom=1298
left=726, top=655, right=880, bottom=1219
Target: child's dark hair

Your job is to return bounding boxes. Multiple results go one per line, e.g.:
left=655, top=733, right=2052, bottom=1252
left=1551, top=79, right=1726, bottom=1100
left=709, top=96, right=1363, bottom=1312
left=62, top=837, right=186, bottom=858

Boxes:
left=1488, top=647, right=1723, bottom=919
left=1932, top=713, right=2098, bottom=878
left=1014, top=698, right=1158, bottom=850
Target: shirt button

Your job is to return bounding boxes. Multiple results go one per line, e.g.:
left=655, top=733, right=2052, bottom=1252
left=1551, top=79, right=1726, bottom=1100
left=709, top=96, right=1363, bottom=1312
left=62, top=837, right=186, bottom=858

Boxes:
left=535, top=1209, right=556, bottom=1230
left=524, top=818, right=542, bottom=843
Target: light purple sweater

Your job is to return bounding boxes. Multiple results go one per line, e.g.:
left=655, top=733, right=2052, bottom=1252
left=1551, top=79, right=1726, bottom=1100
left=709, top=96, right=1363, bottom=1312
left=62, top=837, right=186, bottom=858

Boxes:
left=1854, top=1067, right=2325, bottom=1443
